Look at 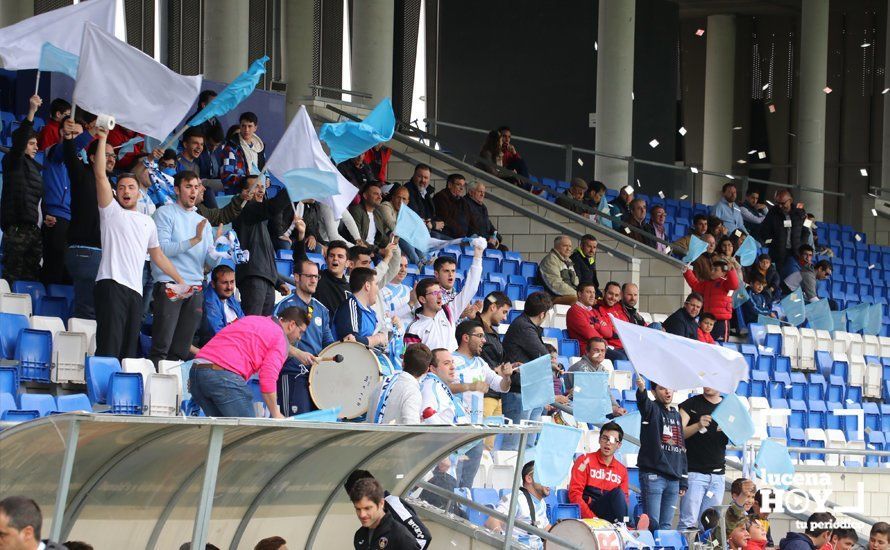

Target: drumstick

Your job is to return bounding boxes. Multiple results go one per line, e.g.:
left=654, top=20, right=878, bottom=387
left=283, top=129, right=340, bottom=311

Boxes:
left=318, top=354, right=344, bottom=363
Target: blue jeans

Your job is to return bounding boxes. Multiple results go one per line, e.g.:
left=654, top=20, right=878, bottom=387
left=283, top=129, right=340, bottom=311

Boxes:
left=639, top=471, right=680, bottom=530
left=65, top=246, right=101, bottom=320
left=501, top=392, right=543, bottom=450
left=189, top=366, right=255, bottom=417
left=457, top=441, right=484, bottom=488
left=679, top=472, right=724, bottom=529
left=398, top=238, right=425, bottom=265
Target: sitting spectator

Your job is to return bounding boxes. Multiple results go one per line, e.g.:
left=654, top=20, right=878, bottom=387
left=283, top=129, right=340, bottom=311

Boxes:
left=379, top=184, right=424, bottom=264
left=568, top=422, right=632, bottom=522
left=466, top=181, right=506, bottom=250
left=499, top=125, right=529, bottom=178
left=221, top=111, right=265, bottom=190
left=707, top=215, right=728, bottom=239
left=200, top=123, right=226, bottom=179
left=649, top=205, right=669, bottom=253
left=338, top=154, right=378, bottom=191
left=484, top=461, right=551, bottom=547
left=586, top=180, right=613, bottom=229
left=869, top=522, right=890, bottom=550
left=746, top=253, right=781, bottom=296
left=758, top=189, right=809, bottom=270
left=692, top=234, right=717, bottom=280
left=363, top=143, right=392, bottom=182
left=567, top=283, right=612, bottom=355
left=727, top=518, right=753, bottom=550
left=682, top=258, right=739, bottom=342
left=593, top=282, right=629, bottom=359
left=547, top=343, right=567, bottom=402
left=742, top=274, right=775, bottom=324
left=740, top=188, right=768, bottom=233
left=540, top=235, right=580, bottom=305
left=191, top=89, right=222, bottom=141
left=37, top=97, right=71, bottom=151
left=622, top=198, right=655, bottom=247
left=196, top=265, right=244, bottom=347
left=609, top=185, right=634, bottom=218
left=349, top=478, right=420, bottom=550
left=346, top=182, right=389, bottom=251
left=711, top=182, right=746, bottom=235
left=404, top=163, right=443, bottom=234
left=333, top=267, right=389, bottom=348
left=822, top=528, right=858, bottom=550
left=1, top=94, right=43, bottom=286
left=254, top=536, right=287, bottom=550
left=782, top=245, right=832, bottom=302
left=751, top=491, right=774, bottom=548
left=556, top=178, right=590, bottom=215
left=780, top=513, right=836, bottom=550
left=564, top=338, right=626, bottom=418
left=672, top=213, right=709, bottom=256
left=418, top=458, right=462, bottom=516
left=367, top=343, right=432, bottom=424
left=0, top=495, right=67, bottom=549
left=716, top=236, right=744, bottom=282
left=571, top=234, right=600, bottom=293
left=64, top=542, right=94, bottom=550
left=433, top=173, right=471, bottom=238
left=476, top=130, right=504, bottom=176
left=381, top=255, right=414, bottom=327
left=620, top=283, right=649, bottom=326
left=663, top=292, right=704, bottom=340
left=698, top=312, right=717, bottom=344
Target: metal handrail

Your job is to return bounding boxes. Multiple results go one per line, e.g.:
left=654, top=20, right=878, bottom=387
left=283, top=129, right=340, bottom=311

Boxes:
left=307, top=84, right=373, bottom=99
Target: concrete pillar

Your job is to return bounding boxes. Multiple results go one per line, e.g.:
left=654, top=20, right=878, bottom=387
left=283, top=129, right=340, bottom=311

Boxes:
left=594, top=0, right=636, bottom=189
left=701, top=15, right=736, bottom=205
left=0, top=1, right=32, bottom=28
left=202, top=0, right=249, bottom=83
left=283, top=0, right=316, bottom=119
left=881, top=0, right=890, bottom=193
left=796, top=0, right=829, bottom=219
left=351, top=0, right=394, bottom=102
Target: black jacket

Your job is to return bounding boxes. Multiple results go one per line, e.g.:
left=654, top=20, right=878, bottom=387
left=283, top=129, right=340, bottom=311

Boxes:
left=354, top=511, right=420, bottom=550
left=64, top=136, right=110, bottom=248
left=570, top=249, right=600, bottom=292
left=1, top=119, right=43, bottom=231
left=233, top=189, right=291, bottom=286
left=621, top=213, right=656, bottom=247
left=467, top=196, right=497, bottom=239
left=779, top=532, right=817, bottom=550
left=622, top=303, right=647, bottom=325
left=433, top=188, right=471, bottom=238
left=477, top=313, right=506, bottom=399
left=338, top=159, right=377, bottom=189
left=405, top=180, right=437, bottom=222
left=315, top=269, right=350, bottom=315
left=758, top=205, right=809, bottom=269
left=636, top=388, right=688, bottom=489
left=503, top=313, right=549, bottom=392
left=384, top=493, right=432, bottom=549
left=662, top=307, right=698, bottom=340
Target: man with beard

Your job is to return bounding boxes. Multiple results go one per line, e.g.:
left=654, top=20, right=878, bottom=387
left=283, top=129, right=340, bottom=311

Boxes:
left=313, top=240, right=350, bottom=314
left=196, top=264, right=244, bottom=347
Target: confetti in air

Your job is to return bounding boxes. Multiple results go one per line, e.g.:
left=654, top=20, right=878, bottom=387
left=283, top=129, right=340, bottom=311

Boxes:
left=679, top=126, right=687, bottom=136
left=758, top=151, right=767, bottom=159
left=823, top=86, right=832, bottom=94
left=696, top=29, right=705, bottom=36
left=690, top=167, right=699, bottom=174
left=768, top=104, right=776, bottom=113
left=860, top=168, right=869, bottom=177
left=649, top=139, right=659, bottom=148
left=577, top=158, right=584, bottom=166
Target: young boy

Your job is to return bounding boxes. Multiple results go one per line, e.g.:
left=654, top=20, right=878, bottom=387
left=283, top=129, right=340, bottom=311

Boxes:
left=751, top=490, right=774, bottom=547
left=725, top=478, right=756, bottom=535
left=747, top=519, right=769, bottom=550
left=742, top=273, right=775, bottom=324
left=821, top=527, right=858, bottom=550
left=698, top=312, right=717, bottom=344
left=870, top=522, right=889, bottom=550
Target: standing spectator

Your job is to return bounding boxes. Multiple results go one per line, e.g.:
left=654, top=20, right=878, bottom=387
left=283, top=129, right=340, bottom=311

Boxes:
left=220, top=112, right=266, bottom=190
left=758, top=190, right=809, bottom=270
left=233, top=177, right=292, bottom=315
left=609, top=185, right=634, bottom=218
left=649, top=205, right=669, bottom=253
left=433, top=174, right=471, bottom=238
left=672, top=213, right=709, bottom=255
left=725, top=479, right=757, bottom=532
left=716, top=236, right=744, bottom=282
left=363, top=144, right=392, bottom=182
left=498, top=125, right=529, bottom=177
left=91, top=129, right=184, bottom=359
left=313, top=240, right=350, bottom=314
left=476, top=130, right=503, bottom=176
left=586, top=180, right=613, bottom=229
left=571, top=234, right=600, bottom=293
left=476, top=291, right=513, bottom=446
left=176, top=129, right=214, bottom=203
left=635, top=374, right=688, bottom=530
left=381, top=255, right=414, bottom=327
left=150, top=170, right=220, bottom=364
left=742, top=274, right=776, bottom=324
left=620, top=283, right=648, bottom=326
left=418, top=458, right=462, bottom=516
left=466, top=181, right=506, bottom=250
left=36, top=97, right=71, bottom=151
left=196, top=264, right=244, bottom=347
left=484, top=461, right=551, bottom=548
left=347, top=182, right=389, bottom=251
left=682, top=259, right=739, bottom=342
left=502, top=292, right=553, bottom=450
left=404, top=163, right=443, bottom=234
left=566, top=283, right=611, bottom=355
left=344, top=471, right=432, bottom=549
left=333, top=267, right=389, bottom=348
left=692, top=234, right=717, bottom=280
left=779, top=513, right=835, bottom=550
left=747, top=254, right=781, bottom=297
left=349, top=478, right=420, bottom=550
left=366, top=343, right=432, bottom=424
left=823, top=528, right=858, bottom=550
left=711, top=182, right=746, bottom=236
left=781, top=244, right=820, bottom=300
left=740, top=189, right=768, bottom=233
left=432, top=255, right=480, bottom=318
left=622, top=198, right=655, bottom=247
left=592, top=281, right=630, bottom=356
left=869, top=522, right=890, bottom=550
left=195, top=182, right=246, bottom=226
left=1, top=95, right=43, bottom=286
left=0, top=495, right=67, bottom=549
left=338, top=154, right=378, bottom=191
left=563, top=338, right=626, bottom=418
left=568, top=422, right=632, bottom=522
left=254, top=536, right=287, bottom=550
left=556, top=178, right=590, bottom=215
left=677, top=387, right=729, bottom=529
left=191, top=90, right=221, bottom=140
left=540, top=235, right=580, bottom=305
left=663, top=293, right=704, bottom=340
left=200, top=123, right=226, bottom=179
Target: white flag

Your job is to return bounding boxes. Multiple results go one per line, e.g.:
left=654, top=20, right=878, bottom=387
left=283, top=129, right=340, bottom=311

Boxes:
left=612, top=317, right=748, bottom=393
left=0, top=0, right=117, bottom=70
left=73, top=23, right=202, bottom=142
left=265, top=106, right=358, bottom=218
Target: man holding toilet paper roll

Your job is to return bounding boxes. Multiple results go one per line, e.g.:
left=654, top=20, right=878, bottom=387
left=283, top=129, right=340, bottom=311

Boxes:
left=92, top=127, right=187, bottom=359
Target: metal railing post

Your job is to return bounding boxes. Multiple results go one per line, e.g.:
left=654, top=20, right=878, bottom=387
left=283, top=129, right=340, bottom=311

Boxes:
left=627, top=157, right=635, bottom=189
left=48, top=419, right=80, bottom=541
left=565, top=144, right=574, bottom=183
left=191, top=425, right=225, bottom=549
left=502, top=433, right=529, bottom=549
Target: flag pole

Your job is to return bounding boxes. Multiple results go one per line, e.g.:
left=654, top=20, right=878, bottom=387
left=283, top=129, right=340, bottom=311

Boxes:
left=160, top=124, right=190, bottom=152
left=34, top=70, right=41, bottom=96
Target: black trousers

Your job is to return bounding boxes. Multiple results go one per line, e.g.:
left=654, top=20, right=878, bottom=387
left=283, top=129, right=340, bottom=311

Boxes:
left=240, top=276, right=276, bottom=316
left=149, top=282, right=204, bottom=364
left=41, top=218, right=71, bottom=285
left=95, top=279, right=143, bottom=359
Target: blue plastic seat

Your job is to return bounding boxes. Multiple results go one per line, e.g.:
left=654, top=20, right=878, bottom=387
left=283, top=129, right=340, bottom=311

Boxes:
left=0, top=392, right=18, bottom=417
left=481, top=257, right=500, bottom=274
left=501, top=259, right=520, bottom=276
left=47, top=284, right=75, bottom=307
left=11, top=280, right=45, bottom=306
left=815, top=351, right=833, bottom=376
left=775, top=356, right=791, bottom=374
left=768, top=426, right=786, bottom=440
left=864, top=402, right=882, bottom=432
left=505, top=284, right=524, bottom=301
left=107, top=372, right=144, bottom=415
left=0, top=366, right=18, bottom=400
left=654, top=530, right=688, bottom=550
left=807, top=400, right=827, bottom=429
left=0, top=313, right=29, bottom=360
left=633, top=530, right=656, bottom=548
left=14, top=329, right=52, bottom=382
left=560, top=339, right=580, bottom=357
left=1, top=409, right=39, bottom=421
left=789, top=372, right=807, bottom=401
left=552, top=503, right=581, bottom=521
left=85, top=357, right=122, bottom=404
left=35, top=295, right=70, bottom=321
left=520, top=262, right=539, bottom=280
left=275, top=259, right=292, bottom=278
left=54, top=393, right=92, bottom=413
left=20, top=393, right=55, bottom=417
left=789, top=399, right=808, bottom=429
left=275, top=249, right=293, bottom=261
left=467, top=488, right=498, bottom=526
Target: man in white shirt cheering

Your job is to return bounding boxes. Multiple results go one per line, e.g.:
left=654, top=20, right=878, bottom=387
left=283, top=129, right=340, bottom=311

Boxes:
left=485, top=461, right=551, bottom=549
left=367, top=343, right=432, bottom=424
left=420, top=349, right=467, bottom=424
left=92, top=128, right=184, bottom=359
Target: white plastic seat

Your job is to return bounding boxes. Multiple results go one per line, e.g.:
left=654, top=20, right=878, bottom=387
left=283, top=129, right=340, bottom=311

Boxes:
left=831, top=331, right=850, bottom=358
left=552, top=315, right=567, bottom=330
left=553, top=304, right=570, bottom=316
left=512, top=300, right=525, bottom=312
left=157, top=360, right=184, bottom=398
left=879, top=336, right=890, bottom=358
left=781, top=326, right=801, bottom=368
left=30, top=315, right=66, bottom=340
left=652, top=313, right=667, bottom=323
left=847, top=333, right=865, bottom=358
left=473, top=462, right=490, bottom=488
left=863, top=335, right=881, bottom=358
left=121, top=358, right=156, bottom=387
left=488, top=465, right=516, bottom=490
left=146, top=373, right=179, bottom=416
left=0, top=293, right=32, bottom=316
left=765, top=324, right=782, bottom=335
left=864, top=361, right=882, bottom=398
left=639, top=311, right=653, bottom=324
left=848, top=354, right=866, bottom=388
left=610, top=370, right=632, bottom=391
left=815, top=330, right=833, bottom=353
left=798, top=328, right=817, bottom=371
left=542, top=336, right=559, bottom=351
left=492, top=450, right=518, bottom=466
left=845, top=440, right=866, bottom=466
left=766, top=408, right=791, bottom=428
left=52, top=332, right=87, bottom=383
left=68, top=318, right=97, bottom=355
left=0, top=279, right=9, bottom=294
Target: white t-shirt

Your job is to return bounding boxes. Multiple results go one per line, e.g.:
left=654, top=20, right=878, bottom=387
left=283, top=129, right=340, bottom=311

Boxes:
left=367, top=208, right=377, bottom=243
left=494, top=490, right=548, bottom=548
left=223, top=299, right=239, bottom=324
left=96, top=199, right=159, bottom=295
left=366, top=372, right=422, bottom=424
left=453, top=352, right=508, bottom=423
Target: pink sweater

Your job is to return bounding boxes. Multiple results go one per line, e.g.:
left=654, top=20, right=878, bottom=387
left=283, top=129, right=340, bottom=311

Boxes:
left=196, top=316, right=288, bottom=393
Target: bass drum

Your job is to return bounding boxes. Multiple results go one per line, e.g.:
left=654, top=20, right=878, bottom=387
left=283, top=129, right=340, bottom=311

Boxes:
left=309, top=341, right=385, bottom=419
left=545, top=518, right=624, bottom=550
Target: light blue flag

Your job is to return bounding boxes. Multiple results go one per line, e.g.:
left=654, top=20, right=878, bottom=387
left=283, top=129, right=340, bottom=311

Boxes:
left=520, top=354, right=556, bottom=411
left=291, top=407, right=341, bottom=422
left=533, top=423, right=583, bottom=487
left=865, top=303, right=883, bottom=336
left=682, top=235, right=709, bottom=264
left=780, top=289, right=806, bottom=326
left=572, top=372, right=612, bottom=424
left=754, top=439, right=795, bottom=489
left=830, top=310, right=846, bottom=332
left=711, top=393, right=756, bottom=446
left=805, top=299, right=834, bottom=332
left=732, top=286, right=750, bottom=309
left=612, top=411, right=641, bottom=459
left=115, top=136, right=144, bottom=158
left=757, top=314, right=781, bottom=327
left=277, top=168, right=340, bottom=203
left=38, top=42, right=79, bottom=79
left=847, top=303, right=871, bottom=333
left=189, top=56, right=269, bottom=127
left=736, top=235, right=760, bottom=267
left=319, top=97, right=396, bottom=164
left=395, top=204, right=431, bottom=253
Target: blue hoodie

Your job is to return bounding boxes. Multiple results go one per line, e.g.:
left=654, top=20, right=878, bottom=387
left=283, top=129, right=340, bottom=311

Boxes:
left=41, top=132, right=92, bottom=220
left=779, top=532, right=817, bottom=550
left=742, top=287, right=774, bottom=324
left=636, top=387, right=688, bottom=490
